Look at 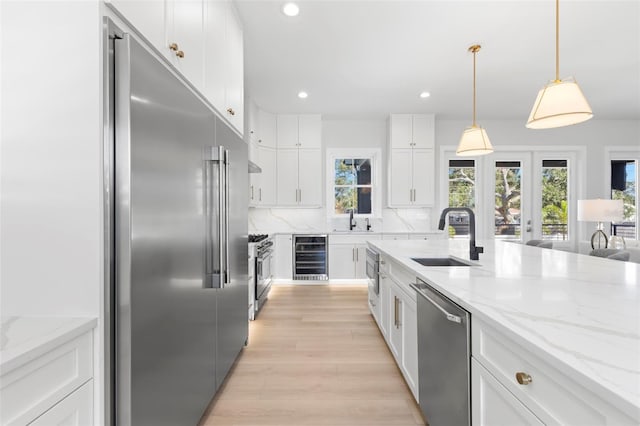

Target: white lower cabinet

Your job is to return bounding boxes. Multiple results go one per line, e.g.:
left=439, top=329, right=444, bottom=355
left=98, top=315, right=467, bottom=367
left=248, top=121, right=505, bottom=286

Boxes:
left=374, top=255, right=419, bottom=401
left=472, top=318, right=638, bottom=425
left=367, top=281, right=380, bottom=326
left=328, top=244, right=367, bottom=279
left=472, top=358, right=543, bottom=426
left=0, top=328, right=94, bottom=426
left=30, top=380, right=93, bottom=426
left=274, top=234, right=292, bottom=280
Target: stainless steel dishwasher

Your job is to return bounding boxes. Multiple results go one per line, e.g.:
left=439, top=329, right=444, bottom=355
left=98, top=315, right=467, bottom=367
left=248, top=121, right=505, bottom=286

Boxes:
left=411, top=278, right=470, bottom=426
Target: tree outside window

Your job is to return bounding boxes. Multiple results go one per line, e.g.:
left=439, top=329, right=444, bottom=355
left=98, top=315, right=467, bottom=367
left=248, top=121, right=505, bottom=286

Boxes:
left=334, top=158, right=372, bottom=214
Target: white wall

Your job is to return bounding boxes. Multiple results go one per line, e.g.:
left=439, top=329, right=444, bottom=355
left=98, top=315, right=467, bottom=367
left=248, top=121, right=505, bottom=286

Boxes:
left=0, top=1, right=102, bottom=317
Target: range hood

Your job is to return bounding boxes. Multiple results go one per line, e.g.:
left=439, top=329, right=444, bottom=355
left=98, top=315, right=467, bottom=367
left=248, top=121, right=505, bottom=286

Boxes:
left=248, top=160, right=262, bottom=173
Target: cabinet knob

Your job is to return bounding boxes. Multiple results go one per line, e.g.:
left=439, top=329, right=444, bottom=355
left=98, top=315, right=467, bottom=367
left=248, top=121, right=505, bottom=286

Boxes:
left=227, top=108, right=236, bottom=116
left=169, top=42, right=179, bottom=51
left=258, top=139, right=262, bottom=143
left=515, top=372, right=532, bottom=385
left=176, top=50, right=185, bottom=58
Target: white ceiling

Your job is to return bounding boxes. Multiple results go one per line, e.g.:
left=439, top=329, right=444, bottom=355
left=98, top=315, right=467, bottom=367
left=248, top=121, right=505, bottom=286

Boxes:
left=235, top=0, right=640, bottom=121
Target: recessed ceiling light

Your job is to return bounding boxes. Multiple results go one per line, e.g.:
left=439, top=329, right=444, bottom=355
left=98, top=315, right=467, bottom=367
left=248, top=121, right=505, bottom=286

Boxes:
left=282, top=2, right=299, bottom=17
left=420, top=92, right=431, bottom=99
left=298, top=91, right=308, bottom=99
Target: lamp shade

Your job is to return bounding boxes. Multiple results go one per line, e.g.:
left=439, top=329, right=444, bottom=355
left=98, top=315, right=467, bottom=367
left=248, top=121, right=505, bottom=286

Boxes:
left=526, top=79, right=593, bottom=129
left=456, top=125, right=494, bottom=157
left=577, top=199, right=623, bottom=222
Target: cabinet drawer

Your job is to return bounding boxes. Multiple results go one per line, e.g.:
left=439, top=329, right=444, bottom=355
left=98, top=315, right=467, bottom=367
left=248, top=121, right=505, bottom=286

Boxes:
left=472, top=318, right=636, bottom=425
left=1, top=332, right=93, bottom=425
left=329, top=234, right=380, bottom=245
left=30, top=379, right=93, bottom=426
left=382, top=258, right=417, bottom=303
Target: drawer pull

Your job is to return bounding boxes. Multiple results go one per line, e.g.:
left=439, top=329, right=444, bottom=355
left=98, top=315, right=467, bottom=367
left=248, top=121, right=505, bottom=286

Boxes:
left=515, top=372, right=532, bottom=385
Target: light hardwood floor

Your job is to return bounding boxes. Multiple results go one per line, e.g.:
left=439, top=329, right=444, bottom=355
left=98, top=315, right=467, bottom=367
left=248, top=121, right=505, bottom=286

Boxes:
left=200, top=284, right=426, bottom=425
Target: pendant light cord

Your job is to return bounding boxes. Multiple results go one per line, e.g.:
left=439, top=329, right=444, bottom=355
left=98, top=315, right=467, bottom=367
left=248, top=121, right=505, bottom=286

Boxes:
left=555, top=0, right=560, bottom=82
left=469, top=45, right=481, bottom=127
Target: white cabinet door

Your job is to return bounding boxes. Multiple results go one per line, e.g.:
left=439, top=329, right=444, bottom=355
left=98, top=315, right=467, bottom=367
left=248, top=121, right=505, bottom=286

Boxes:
left=29, top=380, right=93, bottom=426
left=248, top=141, right=259, bottom=206
left=298, top=114, right=321, bottom=148
left=203, top=0, right=227, bottom=116
left=258, top=110, right=277, bottom=148
left=246, top=100, right=259, bottom=144
left=298, top=149, right=322, bottom=206
left=274, top=234, right=292, bottom=279
left=276, top=149, right=298, bottom=205
left=258, top=146, right=277, bottom=205
left=167, top=0, right=204, bottom=90
left=389, top=149, right=412, bottom=206
left=390, top=114, right=413, bottom=149
left=354, top=245, right=368, bottom=279
left=368, top=284, right=381, bottom=325
left=223, top=3, right=243, bottom=131
left=107, top=0, right=166, bottom=50
left=400, top=290, right=419, bottom=400
left=411, top=114, right=435, bottom=149
left=412, top=149, right=435, bottom=206
left=378, top=272, right=390, bottom=340
left=328, top=245, right=355, bottom=279
left=277, top=115, right=299, bottom=148
left=471, top=358, right=544, bottom=426
left=388, top=285, right=403, bottom=361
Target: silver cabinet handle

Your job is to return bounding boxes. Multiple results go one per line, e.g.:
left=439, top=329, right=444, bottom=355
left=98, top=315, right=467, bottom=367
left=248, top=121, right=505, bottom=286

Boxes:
left=299, top=188, right=302, bottom=203
left=421, top=291, right=462, bottom=324
left=250, top=185, right=254, bottom=200
left=259, top=187, right=262, bottom=202
left=394, top=296, right=399, bottom=328
left=356, top=248, right=359, bottom=262
left=352, top=247, right=355, bottom=262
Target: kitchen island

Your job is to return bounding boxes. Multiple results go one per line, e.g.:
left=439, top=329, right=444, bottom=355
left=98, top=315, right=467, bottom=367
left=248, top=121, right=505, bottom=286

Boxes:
left=367, top=239, right=640, bottom=425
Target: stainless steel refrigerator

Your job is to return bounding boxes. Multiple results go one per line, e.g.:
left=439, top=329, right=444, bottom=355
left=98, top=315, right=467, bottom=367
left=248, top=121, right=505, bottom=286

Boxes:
left=104, top=23, right=248, bottom=426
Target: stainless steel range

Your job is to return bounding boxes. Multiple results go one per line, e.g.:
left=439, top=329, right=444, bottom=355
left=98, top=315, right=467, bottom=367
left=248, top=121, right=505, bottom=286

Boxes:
left=250, top=234, right=273, bottom=315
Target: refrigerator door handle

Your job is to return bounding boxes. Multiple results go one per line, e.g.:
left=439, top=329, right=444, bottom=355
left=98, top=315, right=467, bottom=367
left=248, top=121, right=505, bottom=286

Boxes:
left=204, top=147, right=223, bottom=289
left=224, top=148, right=231, bottom=285
left=218, top=146, right=226, bottom=288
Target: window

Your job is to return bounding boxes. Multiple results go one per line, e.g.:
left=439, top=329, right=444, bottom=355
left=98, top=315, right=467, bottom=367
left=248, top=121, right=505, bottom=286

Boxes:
left=541, top=160, right=569, bottom=240
left=447, top=159, right=476, bottom=237
left=611, top=159, right=637, bottom=239
left=333, top=158, right=373, bottom=215
left=494, top=161, right=522, bottom=239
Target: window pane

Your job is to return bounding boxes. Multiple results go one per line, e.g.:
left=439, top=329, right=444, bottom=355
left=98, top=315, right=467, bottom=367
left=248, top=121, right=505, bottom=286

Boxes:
left=448, top=159, right=475, bottom=238
left=355, top=159, right=372, bottom=185
left=541, top=161, right=569, bottom=240
left=495, top=162, right=521, bottom=239
left=611, top=160, right=637, bottom=239
left=356, top=187, right=372, bottom=214
left=334, top=187, right=355, bottom=214
left=335, top=159, right=355, bottom=185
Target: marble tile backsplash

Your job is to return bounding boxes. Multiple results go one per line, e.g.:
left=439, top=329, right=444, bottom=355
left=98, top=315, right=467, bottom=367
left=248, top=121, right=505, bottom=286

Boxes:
left=248, top=208, right=434, bottom=233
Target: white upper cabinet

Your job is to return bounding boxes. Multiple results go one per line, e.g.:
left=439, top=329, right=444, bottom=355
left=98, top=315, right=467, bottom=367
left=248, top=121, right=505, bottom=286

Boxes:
left=277, top=114, right=321, bottom=148
left=390, top=114, right=434, bottom=149
left=297, top=148, right=322, bottom=206
left=388, top=114, right=435, bottom=207
left=204, top=0, right=244, bottom=133
left=276, top=149, right=299, bottom=205
left=107, top=0, right=166, bottom=50
left=166, top=0, right=204, bottom=90
left=107, top=0, right=245, bottom=134
left=258, top=110, right=277, bottom=148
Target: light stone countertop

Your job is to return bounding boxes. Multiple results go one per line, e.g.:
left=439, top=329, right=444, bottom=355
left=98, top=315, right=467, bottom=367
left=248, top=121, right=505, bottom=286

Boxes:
left=0, top=316, right=97, bottom=374
left=367, top=239, right=640, bottom=421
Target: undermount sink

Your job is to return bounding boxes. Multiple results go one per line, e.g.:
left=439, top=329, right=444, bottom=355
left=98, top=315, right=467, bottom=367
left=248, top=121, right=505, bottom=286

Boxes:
left=411, top=257, right=472, bottom=267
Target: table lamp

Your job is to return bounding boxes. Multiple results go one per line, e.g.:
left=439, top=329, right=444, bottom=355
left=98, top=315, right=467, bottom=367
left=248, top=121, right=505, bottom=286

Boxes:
left=577, top=199, right=624, bottom=249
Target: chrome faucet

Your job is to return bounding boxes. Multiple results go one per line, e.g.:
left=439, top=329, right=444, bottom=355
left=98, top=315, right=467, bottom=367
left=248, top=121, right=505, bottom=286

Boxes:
left=438, top=207, right=483, bottom=261
left=349, top=209, right=356, bottom=231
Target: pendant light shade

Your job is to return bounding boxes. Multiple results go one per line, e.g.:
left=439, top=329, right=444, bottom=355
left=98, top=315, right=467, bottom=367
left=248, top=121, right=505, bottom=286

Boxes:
left=526, top=0, right=593, bottom=129
left=526, top=78, right=593, bottom=129
left=457, top=125, right=493, bottom=157
left=456, top=44, right=493, bottom=157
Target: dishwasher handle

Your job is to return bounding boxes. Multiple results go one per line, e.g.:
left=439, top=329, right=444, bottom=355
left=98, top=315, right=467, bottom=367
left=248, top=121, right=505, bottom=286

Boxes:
left=411, top=283, right=462, bottom=324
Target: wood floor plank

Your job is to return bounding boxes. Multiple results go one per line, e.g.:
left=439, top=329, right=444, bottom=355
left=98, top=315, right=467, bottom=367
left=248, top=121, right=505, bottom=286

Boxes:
left=200, top=284, right=426, bottom=426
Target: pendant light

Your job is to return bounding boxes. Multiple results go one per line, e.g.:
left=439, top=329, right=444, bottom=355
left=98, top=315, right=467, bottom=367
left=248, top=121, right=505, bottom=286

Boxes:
left=456, top=45, right=494, bottom=157
left=526, top=0, right=593, bottom=129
